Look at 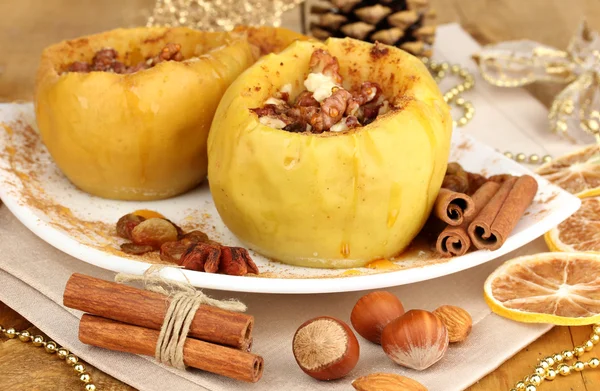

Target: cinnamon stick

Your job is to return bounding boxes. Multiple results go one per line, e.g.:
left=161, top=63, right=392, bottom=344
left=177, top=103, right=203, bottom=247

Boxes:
left=436, top=181, right=500, bottom=256
left=79, top=314, right=263, bottom=383
left=433, top=188, right=476, bottom=226
left=468, top=175, right=538, bottom=250
left=63, top=274, right=252, bottom=350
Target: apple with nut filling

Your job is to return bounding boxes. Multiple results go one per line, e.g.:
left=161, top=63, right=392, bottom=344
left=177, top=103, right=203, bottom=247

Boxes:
left=208, top=38, right=452, bottom=268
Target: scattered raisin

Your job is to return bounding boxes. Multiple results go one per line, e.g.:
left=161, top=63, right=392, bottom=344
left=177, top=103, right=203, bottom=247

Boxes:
left=131, top=218, right=179, bottom=249
left=160, top=240, right=194, bottom=263
left=120, top=243, right=154, bottom=255
left=182, top=230, right=210, bottom=243
left=116, top=214, right=146, bottom=240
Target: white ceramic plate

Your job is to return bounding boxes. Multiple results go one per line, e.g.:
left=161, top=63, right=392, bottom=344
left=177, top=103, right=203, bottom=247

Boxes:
left=0, top=103, right=580, bottom=293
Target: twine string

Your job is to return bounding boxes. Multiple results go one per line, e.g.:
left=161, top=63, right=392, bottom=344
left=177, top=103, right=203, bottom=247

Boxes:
left=115, top=265, right=246, bottom=370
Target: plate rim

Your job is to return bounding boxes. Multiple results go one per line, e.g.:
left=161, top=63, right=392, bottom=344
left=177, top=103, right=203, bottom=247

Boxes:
left=0, top=103, right=582, bottom=294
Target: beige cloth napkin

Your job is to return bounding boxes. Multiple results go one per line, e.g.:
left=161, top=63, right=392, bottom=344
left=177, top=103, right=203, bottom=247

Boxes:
left=0, top=23, right=579, bottom=391
left=0, top=206, right=551, bottom=391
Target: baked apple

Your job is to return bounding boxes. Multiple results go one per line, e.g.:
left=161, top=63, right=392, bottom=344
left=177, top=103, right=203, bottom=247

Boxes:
left=35, top=26, right=304, bottom=200
left=208, top=38, right=452, bottom=268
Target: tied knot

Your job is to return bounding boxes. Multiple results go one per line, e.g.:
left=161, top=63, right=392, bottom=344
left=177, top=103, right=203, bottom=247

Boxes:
left=114, top=265, right=246, bottom=370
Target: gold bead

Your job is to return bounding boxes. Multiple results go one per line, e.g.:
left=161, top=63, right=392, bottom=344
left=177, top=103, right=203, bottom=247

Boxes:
left=539, top=361, right=550, bottom=370
left=450, top=87, right=460, bottom=96
left=516, top=153, right=527, bottom=162
left=574, top=346, right=585, bottom=357
left=18, top=330, right=31, bottom=342
left=459, top=69, right=469, bottom=78
left=66, top=354, right=79, bottom=365
left=85, top=384, right=97, bottom=391
left=451, top=64, right=461, bottom=73
left=74, top=364, right=86, bottom=374
left=504, top=151, right=514, bottom=159
left=525, top=385, right=536, bottom=391
left=458, top=117, right=469, bottom=126
left=57, top=348, right=69, bottom=360
left=529, top=154, right=540, bottom=164
left=543, top=356, right=555, bottom=366
left=463, top=81, right=474, bottom=90
left=429, top=61, right=438, bottom=70
left=573, top=361, right=585, bottom=371
left=534, top=366, right=546, bottom=376
left=553, top=353, right=564, bottom=363
left=529, top=374, right=542, bottom=386
left=421, top=57, right=430, bottom=65
left=589, top=358, right=600, bottom=368
left=44, top=341, right=57, bottom=353
left=32, top=335, right=44, bottom=346
left=465, top=111, right=474, bottom=120
left=546, top=368, right=557, bottom=380
left=562, top=350, right=574, bottom=360
left=515, top=381, right=526, bottom=390
left=457, top=84, right=465, bottom=93
left=455, top=97, right=466, bottom=106
left=437, top=70, right=446, bottom=79
left=590, top=334, right=600, bottom=344
left=558, top=363, right=571, bottom=375
left=542, top=155, right=552, bottom=164
left=585, top=340, right=595, bottom=351
left=80, top=373, right=91, bottom=383
left=452, top=120, right=458, bottom=128
left=440, top=62, right=449, bottom=71
left=4, top=328, right=17, bottom=339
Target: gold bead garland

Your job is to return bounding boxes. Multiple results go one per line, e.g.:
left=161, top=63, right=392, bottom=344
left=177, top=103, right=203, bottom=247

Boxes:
left=1, top=324, right=97, bottom=390
left=422, top=58, right=476, bottom=128
left=509, top=324, right=600, bottom=391
left=502, top=151, right=553, bottom=165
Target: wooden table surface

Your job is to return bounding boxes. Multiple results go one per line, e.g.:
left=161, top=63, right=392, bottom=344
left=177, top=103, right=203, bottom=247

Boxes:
left=1, top=1, right=600, bottom=390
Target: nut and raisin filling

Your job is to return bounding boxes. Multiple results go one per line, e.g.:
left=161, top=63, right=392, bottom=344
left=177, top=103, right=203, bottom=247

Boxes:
left=65, top=43, right=184, bottom=74
left=251, top=49, right=393, bottom=134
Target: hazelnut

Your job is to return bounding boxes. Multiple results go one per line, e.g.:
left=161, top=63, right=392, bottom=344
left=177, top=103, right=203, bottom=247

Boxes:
left=352, top=372, right=428, bottom=391
left=292, top=316, right=360, bottom=381
left=433, top=305, right=472, bottom=343
left=381, top=309, right=449, bottom=370
left=351, top=291, right=405, bottom=344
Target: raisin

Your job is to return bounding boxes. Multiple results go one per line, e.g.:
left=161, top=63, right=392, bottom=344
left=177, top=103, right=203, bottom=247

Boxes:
left=116, top=214, right=146, bottom=240
left=131, top=218, right=178, bottom=249
left=182, top=230, right=210, bottom=243
left=160, top=240, right=194, bottom=263
left=120, top=243, right=154, bottom=255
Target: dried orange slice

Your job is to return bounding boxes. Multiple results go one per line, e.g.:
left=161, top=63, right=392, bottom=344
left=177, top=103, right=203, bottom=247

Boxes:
left=536, top=144, right=600, bottom=197
left=484, top=252, right=600, bottom=325
left=544, top=194, right=600, bottom=253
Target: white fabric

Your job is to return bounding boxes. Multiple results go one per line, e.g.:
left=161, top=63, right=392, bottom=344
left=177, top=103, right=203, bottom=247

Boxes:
left=0, top=23, right=580, bottom=391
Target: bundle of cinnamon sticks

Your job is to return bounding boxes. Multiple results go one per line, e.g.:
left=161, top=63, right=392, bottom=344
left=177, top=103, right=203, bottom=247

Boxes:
left=63, top=273, right=263, bottom=383
left=433, top=163, right=538, bottom=257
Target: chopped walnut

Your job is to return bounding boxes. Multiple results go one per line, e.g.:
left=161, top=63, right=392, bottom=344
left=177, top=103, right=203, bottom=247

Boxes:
left=309, top=49, right=343, bottom=84
left=65, top=43, right=185, bottom=74
left=251, top=48, right=394, bottom=133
